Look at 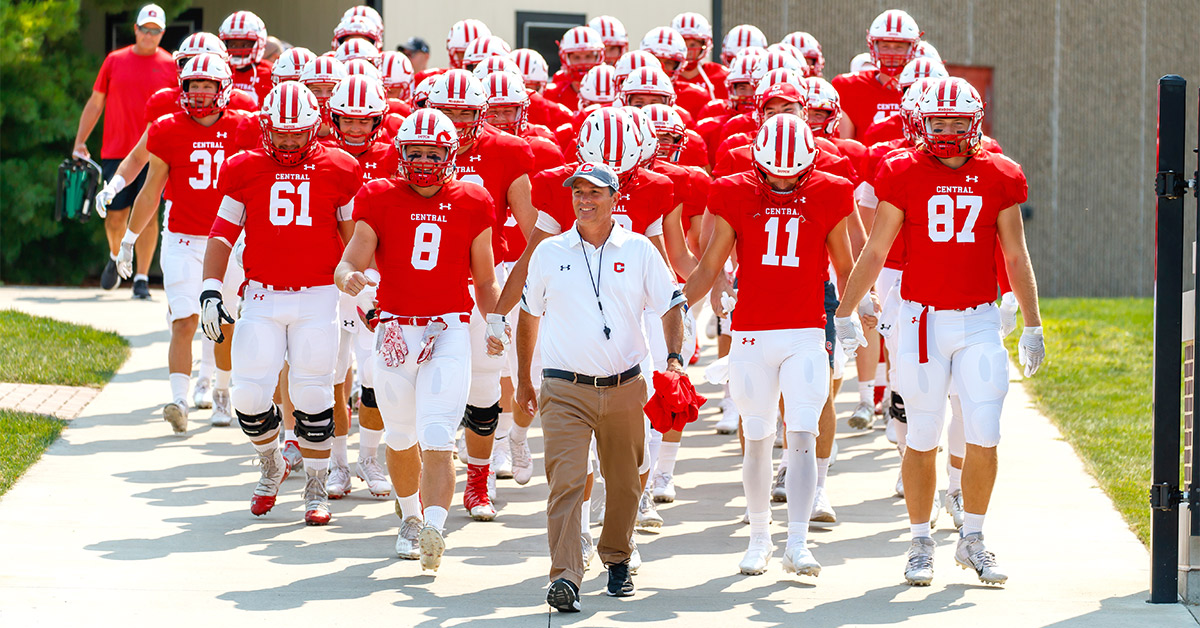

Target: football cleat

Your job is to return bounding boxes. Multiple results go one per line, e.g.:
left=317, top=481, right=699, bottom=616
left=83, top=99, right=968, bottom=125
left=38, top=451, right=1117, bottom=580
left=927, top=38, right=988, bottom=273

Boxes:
left=930, top=490, right=942, bottom=528
left=946, top=489, right=966, bottom=529
left=848, top=402, right=874, bottom=430
left=303, top=467, right=331, bottom=525
left=955, top=532, right=1007, bottom=585
left=715, top=397, right=739, bottom=434
left=771, top=465, right=788, bottom=502
left=510, top=436, right=534, bottom=485
left=395, top=516, right=423, bottom=559
left=282, top=440, right=303, bottom=474
left=163, top=401, right=188, bottom=434
left=810, top=486, right=836, bottom=523
left=651, top=471, right=676, bottom=503
left=582, top=531, right=596, bottom=568
left=356, top=456, right=392, bottom=497
left=739, top=538, right=773, bottom=575
left=492, top=433, right=514, bottom=479
left=636, top=490, right=663, bottom=529
left=905, top=536, right=936, bottom=586
left=132, top=277, right=151, bottom=300
left=885, top=417, right=899, bottom=444
left=326, top=465, right=352, bottom=499
left=782, top=544, right=821, bottom=576
left=211, top=388, right=233, bottom=427
left=895, top=469, right=905, bottom=497
left=250, top=447, right=289, bottom=516
left=464, top=464, right=496, bottom=521
left=418, top=524, right=446, bottom=571
left=193, top=378, right=213, bottom=409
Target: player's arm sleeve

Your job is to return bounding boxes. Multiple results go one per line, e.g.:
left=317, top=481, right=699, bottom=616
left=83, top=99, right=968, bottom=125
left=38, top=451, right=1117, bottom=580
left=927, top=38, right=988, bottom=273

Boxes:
left=534, top=210, right=561, bottom=233
left=520, top=247, right=548, bottom=317
left=211, top=196, right=246, bottom=247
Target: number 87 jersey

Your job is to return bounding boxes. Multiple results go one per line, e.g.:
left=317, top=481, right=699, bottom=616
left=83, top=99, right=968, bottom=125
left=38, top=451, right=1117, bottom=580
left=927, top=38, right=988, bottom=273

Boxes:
left=874, top=149, right=1028, bottom=310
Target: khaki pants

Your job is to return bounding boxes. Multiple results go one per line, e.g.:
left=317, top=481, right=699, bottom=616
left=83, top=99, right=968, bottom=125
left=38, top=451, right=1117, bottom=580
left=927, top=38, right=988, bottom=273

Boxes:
left=540, top=374, right=647, bottom=586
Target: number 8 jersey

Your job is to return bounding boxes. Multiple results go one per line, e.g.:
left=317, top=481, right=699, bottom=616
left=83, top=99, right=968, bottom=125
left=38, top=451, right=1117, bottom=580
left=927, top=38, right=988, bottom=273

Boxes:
left=214, top=143, right=363, bottom=288
left=874, top=149, right=1028, bottom=310
left=352, top=177, right=494, bottom=317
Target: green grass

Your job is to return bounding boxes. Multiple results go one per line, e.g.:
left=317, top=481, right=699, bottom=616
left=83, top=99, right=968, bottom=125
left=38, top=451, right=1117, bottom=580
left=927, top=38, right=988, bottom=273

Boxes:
left=0, top=410, right=66, bottom=496
left=1005, top=298, right=1153, bottom=545
left=0, top=309, right=129, bottom=387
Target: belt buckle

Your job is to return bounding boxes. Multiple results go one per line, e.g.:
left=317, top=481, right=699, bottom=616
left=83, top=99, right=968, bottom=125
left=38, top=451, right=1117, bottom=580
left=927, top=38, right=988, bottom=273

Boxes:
left=593, top=375, right=604, bottom=389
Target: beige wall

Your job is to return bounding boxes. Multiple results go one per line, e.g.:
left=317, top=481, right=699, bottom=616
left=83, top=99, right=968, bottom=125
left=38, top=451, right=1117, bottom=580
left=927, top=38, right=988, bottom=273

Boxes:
left=725, top=0, right=1200, bottom=297
left=381, top=0, right=708, bottom=69
left=193, top=0, right=360, bottom=52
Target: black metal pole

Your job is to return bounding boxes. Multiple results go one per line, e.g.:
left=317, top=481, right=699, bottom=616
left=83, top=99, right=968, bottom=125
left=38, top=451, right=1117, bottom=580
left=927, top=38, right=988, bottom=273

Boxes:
left=1150, top=74, right=1187, bottom=604
left=1191, top=85, right=1200, bottom=538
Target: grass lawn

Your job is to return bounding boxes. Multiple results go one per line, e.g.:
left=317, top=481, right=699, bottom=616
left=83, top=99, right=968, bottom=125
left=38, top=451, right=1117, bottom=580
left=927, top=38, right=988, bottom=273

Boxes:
left=0, top=410, right=66, bottom=495
left=1006, top=297, right=1153, bottom=545
left=0, top=309, right=129, bottom=387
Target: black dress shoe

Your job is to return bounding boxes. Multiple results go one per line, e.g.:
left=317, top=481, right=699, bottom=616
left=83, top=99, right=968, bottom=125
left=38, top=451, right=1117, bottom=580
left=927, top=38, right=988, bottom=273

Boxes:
left=606, top=560, right=634, bottom=597
left=100, top=259, right=120, bottom=290
left=546, top=578, right=581, bottom=612
left=132, top=278, right=151, bottom=300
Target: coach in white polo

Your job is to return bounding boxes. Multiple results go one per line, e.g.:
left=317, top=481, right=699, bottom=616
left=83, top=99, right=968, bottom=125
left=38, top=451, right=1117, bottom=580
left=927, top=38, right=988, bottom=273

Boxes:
left=514, top=162, right=686, bottom=612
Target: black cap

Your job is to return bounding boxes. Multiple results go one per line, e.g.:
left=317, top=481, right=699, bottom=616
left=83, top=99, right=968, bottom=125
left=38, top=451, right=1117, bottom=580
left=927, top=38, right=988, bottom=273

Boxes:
left=401, top=37, right=430, bottom=54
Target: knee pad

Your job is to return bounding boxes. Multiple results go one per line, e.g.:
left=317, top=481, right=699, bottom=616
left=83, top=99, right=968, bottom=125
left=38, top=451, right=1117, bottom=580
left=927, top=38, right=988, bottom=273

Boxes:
left=360, top=386, right=378, bottom=409
left=384, top=425, right=418, bottom=451
left=294, top=407, right=335, bottom=444
left=237, top=405, right=282, bottom=439
left=462, top=403, right=501, bottom=437
left=741, top=414, right=777, bottom=442
left=419, top=420, right=457, bottom=451
left=963, top=407, right=1002, bottom=448
left=904, top=414, right=943, bottom=453
left=889, top=391, right=907, bottom=423
left=230, top=381, right=272, bottom=416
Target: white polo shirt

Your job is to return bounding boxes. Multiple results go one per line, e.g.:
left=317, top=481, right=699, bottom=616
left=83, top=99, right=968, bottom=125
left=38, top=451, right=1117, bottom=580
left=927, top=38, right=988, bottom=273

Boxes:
left=522, top=222, right=680, bottom=378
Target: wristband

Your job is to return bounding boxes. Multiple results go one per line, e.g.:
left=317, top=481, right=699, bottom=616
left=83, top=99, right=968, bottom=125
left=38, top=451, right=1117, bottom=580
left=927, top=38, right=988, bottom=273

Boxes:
left=202, top=278, right=223, bottom=293
left=666, top=352, right=684, bottom=364
left=121, top=228, right=139, bottom=246
left=364, top=268, right=381, bottom=284
left=108, top=174, right=127, bottom=194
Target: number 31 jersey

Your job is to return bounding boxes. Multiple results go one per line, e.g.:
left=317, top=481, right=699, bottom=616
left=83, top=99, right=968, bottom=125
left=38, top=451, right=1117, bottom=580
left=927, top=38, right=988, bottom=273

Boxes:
left=874, top=149, right=1028, bottom=310
left=708, top=170, right=855, bottom=332
left=353, top=177, right=494, bottom=317
left=215, top=143, right=363, bottom=288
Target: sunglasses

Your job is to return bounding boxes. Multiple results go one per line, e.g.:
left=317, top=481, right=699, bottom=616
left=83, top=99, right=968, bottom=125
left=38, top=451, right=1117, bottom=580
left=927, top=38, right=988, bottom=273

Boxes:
left=138, top=25, right=163, bottom=35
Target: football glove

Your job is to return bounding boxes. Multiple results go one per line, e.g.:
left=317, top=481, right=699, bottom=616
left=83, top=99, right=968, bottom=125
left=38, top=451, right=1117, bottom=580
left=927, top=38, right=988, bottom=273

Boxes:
left=834, top=314, right=867, bottom=358
left=999, top=292, right=1019, bottom=337
left=200, top=290, right=235, bottom=343
left=485, top=313, right=509, bottom=358
left=1018, top=325, right=1045, bottom=377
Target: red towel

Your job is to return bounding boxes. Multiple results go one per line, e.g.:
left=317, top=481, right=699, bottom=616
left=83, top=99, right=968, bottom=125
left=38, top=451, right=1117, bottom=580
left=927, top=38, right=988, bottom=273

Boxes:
left=644, top=370, right=708, bottom=434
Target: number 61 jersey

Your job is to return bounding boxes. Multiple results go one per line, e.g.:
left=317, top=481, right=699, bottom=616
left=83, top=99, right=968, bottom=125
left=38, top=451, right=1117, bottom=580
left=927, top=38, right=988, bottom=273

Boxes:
left=352, top=177, right=495, bottom=317
left=214, top=143, right=363, bottom=288
left=875, top=149, right=1028, bottom=310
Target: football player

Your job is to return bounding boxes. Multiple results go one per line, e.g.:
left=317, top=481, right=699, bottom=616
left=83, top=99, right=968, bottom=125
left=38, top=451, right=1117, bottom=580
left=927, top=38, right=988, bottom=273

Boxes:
left=831, top=10, right=921, bottom=141
left=637, top=26, right=710, bottom=120
left=542, top=26, right=605, bottom=112
left=589, top=16, right=628, bottom=65
left=218, top=11, right=273, bottom=105
left=672, top=13, right=730, bottom=100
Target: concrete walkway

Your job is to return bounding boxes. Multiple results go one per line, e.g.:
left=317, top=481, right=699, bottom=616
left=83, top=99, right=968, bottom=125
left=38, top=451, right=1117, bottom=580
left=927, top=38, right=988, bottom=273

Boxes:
left=0, top=286, right=1191, bottom=627
left=0, top=383, right=100, bottom=419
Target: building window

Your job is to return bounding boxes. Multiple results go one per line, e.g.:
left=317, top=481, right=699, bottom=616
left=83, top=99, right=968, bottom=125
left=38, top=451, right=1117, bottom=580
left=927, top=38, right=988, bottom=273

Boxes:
left=515, top=11, right=586, bottom=75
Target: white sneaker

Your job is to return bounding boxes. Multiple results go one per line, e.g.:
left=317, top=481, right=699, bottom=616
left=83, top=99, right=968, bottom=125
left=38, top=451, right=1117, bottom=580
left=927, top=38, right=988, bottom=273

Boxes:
left=930, top=490, right=942, bottom=528
left=582, top=531, right=595, bottom=569
left=210, top=388, right=233, bottom=427
left=741, top=509, right=750, bottom=525
left=771, top=465, right=788, bottom=502
left=510, top=436, right=534, bottom=485
left=356, top=456, right=392, bottom=497
left=782, top=544, right=821, bottom=576
left=705, top=313, right=718, bottom=339
left=905, top=536, right=936, bottom=586
left=629, top=541, right=642, bottom=574
left=326, top=464, right=352, bottom=499
left=810, top=487, right=836, bottom=523
left=192, top=379, right=212, bottom=409
left=895, top=469, right=905, bottom=497
left=493, top=434, right=514, bottom=479
left=946, top=490, right=965, bottom=529
left=739, top=537, right=772, bottom=575
left=636, top=490, right=663, bottom=529
left=163, top=400, right=188, bottom=434
left=651, top=471, right=675, bottom=503
left=487, top=467, right=497, bottom=502
left=395, top=516, right=422, bottom=559
left=848, top=402, right=874, bottom=430
left=829, top=439, right=839, bottom=468
left=418, top=524, right=446, bottom=571
left=885, top=417, right=898, bottom=444
left=955, top=532, right=1007, bottom=585
left=715, top=398, right=739, bottom=434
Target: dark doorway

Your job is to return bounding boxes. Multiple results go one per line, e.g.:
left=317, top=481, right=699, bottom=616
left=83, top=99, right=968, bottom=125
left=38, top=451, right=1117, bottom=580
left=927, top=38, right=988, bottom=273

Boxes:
left=515, top=11, right=586, bottom=75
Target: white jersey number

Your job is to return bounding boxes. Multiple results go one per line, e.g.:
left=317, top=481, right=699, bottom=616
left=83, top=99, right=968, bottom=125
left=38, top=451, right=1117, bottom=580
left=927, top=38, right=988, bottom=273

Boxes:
left=927, top=194, right=983, bottom=243
left=188, top=149, right=226, bottom=190
left=761, top=216, right=801, bottom=267
left=411, top=223, right=442, bottom=270
left=269, top=181, right=312, bottom=227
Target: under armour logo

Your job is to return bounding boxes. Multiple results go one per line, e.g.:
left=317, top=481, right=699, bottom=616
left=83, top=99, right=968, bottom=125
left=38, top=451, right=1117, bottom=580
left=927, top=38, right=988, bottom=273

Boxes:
left=364, top=162, right=376, bottom=169
left=560, top=265, right=570, bottom=271
left=253, top=294, right=264, bottom=301
left=469, top=155, right=482, bottom=162
left=911, top=316, right=919, bottom=324
left=966, top=175, right=979, bottom=182
left=304, top=164, right=316, bottom=170
left=742, top=337, right=755, bottom=345
left=178, top=238, right=188, bottom=245
left=216, top=132, right=227, bottom=138
left=439, top=203, right=452, bottom=210
left=621, top=194, right=630, bottom=200
left=343, top=319, right=354, bottom=328
left=798, top=197, right=806, bottom=203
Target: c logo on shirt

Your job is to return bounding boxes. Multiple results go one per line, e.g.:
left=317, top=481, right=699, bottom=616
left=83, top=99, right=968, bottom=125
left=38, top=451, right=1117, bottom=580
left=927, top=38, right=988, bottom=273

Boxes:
left=613, top=262, right=625, bottom=273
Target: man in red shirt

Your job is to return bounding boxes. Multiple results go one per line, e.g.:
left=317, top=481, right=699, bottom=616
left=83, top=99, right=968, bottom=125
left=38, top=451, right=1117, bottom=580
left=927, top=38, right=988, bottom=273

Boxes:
left=115, top=54, right=258, bottom=434
left=200, top=82, right=363, bottom=527
left=835, top=78, right=1045, bottom=588
left=336, top=108, right=504, bottom=571
left=73, top=4, right=176, bottom=297
left=686, top=114, right=857, bottom=580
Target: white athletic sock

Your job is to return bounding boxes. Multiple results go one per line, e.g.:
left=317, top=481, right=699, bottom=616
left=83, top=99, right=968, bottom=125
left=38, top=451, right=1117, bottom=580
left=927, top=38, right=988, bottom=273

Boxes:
left=396, top=492, right=421, bottom=520
left=947, top=465, right=963, bottom=494
left=647, top=428, right=663, bottom=475
left=962, top=512, right=985, bottom=536
left=496, top=411, right=514, bottom=438
left=816, top=457, right=830, bottom=489
left=875, top=362, right=887, bottom=385
left=656, top=441, right=680, bottom=478
left=359, top=427, right=383, bottom=458
left=133, top=273, right=148, bottom=283
left=858, top=380, right=874, bottom=406
left=215, top=369, right=232, bottom=390
left=510, top=423, right=529, bottom=442
left=743, top=436, right=773, bottom=518
left=304, top=458, right=330, bottom=472
left=168, top=373, right=189, bottom=405
left=251, top=440, right=277, bottom=453
left=284, top=429, right=296, bottom=444
left=748, top=510, right=771, bottom=542
left=911, top=521, right=931, bottom=539
left=198, top=338, right=216, bottom=384
left=580, top=497, right=591, bottom=529
left=467, top=456, right=490, bottom=467
left=331, top=435, right=349, bottom=468
left=785, top=432, right=817, bottom=548
left=424, top=505, right=449, bottom=532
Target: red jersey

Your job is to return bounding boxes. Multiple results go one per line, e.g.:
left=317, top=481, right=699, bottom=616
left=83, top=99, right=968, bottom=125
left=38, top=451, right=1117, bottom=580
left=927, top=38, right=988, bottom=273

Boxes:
left=501, top=131, right=566, bottom=262
left=827, top=137, right=868, bottom=179
left=344, top=140, right=398, bottom=184
left=522, top=122, right=556, bottom=141
left=456, top=124, right=534, bottom=260
left=533, top=164, right=675, bottom=236
left=543, top=80, right=581, bottom=112
left=678, top=62, right=730, bottom=100
left=527, top=91, right=574, bottom=130
left=92, top=45, right=177, bottom=158
left=677, top=129, right=710, bottom=169
left=229, top=61, right=274, bottom=106
left=145, top=86, right=259, bottom=126
left=709, top=170, right=854, bottom=331
left=214, top=143, right=362, bottom=287
left=673, top=82, right=713, bottom=122
left=353, top=178, right=493, bottom=316
left=414, top=67, right=447, bottom=86
left=861, top=112, right=905, bottom=146
left=147, top=110, right=260, bottom=236
left=830, top=70, right=902, bottom=142
left=875, top=150, right=1028, bottom=310
left=387, top=98, right=412, bottom=117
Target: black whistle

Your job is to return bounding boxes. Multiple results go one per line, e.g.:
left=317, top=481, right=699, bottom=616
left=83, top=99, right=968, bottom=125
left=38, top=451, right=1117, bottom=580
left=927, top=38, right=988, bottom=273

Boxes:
left=603, top=326, right=611, bottom=340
